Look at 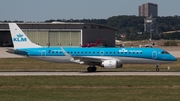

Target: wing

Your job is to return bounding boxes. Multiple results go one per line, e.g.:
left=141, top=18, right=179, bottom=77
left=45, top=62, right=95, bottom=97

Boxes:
left=72, top=56, right=120, bottom=65
left=61, top=47, right=120, bottom=65
left=73, top=56, right=103, bottom=64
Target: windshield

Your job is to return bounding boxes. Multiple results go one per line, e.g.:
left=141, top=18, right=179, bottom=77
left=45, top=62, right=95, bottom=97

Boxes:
left=161, top=51, right=169, bottom=54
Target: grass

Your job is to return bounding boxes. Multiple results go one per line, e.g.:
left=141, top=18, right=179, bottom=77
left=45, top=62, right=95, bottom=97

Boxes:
left=0, top=58, right=179, bottom=72
left=0, top=58, right=180, bottom=101
left=0, top=76, right=180, bottom=101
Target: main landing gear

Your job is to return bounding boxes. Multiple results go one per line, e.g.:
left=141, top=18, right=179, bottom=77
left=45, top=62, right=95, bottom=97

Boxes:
left=156, top=64, right=160, bottom=72
left=87, top=66, right=97, bottom=72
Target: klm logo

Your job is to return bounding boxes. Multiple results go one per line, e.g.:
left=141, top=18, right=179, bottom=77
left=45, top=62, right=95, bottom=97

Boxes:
left=13, top=34, right=27, bottom=42
left=119, top=48, right=128, bottom=52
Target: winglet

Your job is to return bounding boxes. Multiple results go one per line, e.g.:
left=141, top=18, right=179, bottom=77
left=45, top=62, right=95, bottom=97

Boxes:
left=60, top=47, right=84, bottom=64
left=9, top=23, right=41, bottom=49
left=60, top=47, right=72, bottom=57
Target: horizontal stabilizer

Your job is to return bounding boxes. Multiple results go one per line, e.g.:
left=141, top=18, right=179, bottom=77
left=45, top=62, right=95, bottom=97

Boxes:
left=6, top=48, right=28, bottom=56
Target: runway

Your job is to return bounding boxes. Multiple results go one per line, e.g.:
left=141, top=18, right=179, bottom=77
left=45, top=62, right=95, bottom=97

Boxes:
left=0, top=72, right=180, bottom=76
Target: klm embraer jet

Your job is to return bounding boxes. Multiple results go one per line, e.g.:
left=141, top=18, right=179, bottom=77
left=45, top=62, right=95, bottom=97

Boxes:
left=7, top=23, right=177, bottom=72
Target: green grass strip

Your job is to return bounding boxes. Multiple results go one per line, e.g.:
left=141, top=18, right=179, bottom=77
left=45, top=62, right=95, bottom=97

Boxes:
left=0, top=76, right=180, bottom=101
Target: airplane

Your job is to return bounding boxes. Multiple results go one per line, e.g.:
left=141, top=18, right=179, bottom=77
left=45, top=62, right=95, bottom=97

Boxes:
left=81, top=39, right=102, bottom=47
left=6, top=23, right=177, bottom=72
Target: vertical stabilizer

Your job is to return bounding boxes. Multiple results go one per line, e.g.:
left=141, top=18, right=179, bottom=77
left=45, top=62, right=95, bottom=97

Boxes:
left=9, top=23, right=41, bottom=49
left=96, top=39, right=102, bottom=45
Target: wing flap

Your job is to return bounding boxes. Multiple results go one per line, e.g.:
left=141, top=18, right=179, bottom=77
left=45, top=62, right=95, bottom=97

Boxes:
left=73, top=56, right=103, bottom=63
left=73, top=56, right=120, bottom=65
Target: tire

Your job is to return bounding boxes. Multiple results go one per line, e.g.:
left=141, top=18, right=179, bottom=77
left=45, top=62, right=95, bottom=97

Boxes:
left=87, top=67, right=97, bottom=72
left=156, top=68, right=159, bottom=72
left=87, top=67, right=92, bottom=72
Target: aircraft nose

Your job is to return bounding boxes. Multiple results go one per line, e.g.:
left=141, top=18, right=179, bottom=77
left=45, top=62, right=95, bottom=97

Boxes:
left=171, top=56, right=177, bottom=61
left=174, top=58, right=177, bottom=61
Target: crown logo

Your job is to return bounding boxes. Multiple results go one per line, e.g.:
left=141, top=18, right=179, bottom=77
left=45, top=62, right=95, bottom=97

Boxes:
left=17, top=34, right=23, bottom=38
left=119, top=48, right=128, bottom=52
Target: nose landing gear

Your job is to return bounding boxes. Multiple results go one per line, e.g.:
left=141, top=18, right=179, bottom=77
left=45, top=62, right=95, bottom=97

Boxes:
left=156, top=64, right=160, bottom=72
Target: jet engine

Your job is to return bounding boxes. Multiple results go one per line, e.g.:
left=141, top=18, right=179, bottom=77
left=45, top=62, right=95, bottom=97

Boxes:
left=101, top=60, right=123, bottom=68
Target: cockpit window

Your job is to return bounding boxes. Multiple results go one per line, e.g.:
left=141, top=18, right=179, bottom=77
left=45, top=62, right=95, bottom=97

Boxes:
left=162, top=51, right=169, bottom=54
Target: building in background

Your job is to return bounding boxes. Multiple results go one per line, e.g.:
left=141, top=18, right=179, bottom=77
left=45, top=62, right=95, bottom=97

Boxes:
left=139, top=3, right=158, bottom=36
left=139, top=3, right=158, bottom=17
left=0, top=23, right=117, bottom=47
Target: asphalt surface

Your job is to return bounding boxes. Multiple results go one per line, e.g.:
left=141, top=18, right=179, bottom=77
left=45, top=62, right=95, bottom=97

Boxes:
left=0, top=72, right=180, bottom=76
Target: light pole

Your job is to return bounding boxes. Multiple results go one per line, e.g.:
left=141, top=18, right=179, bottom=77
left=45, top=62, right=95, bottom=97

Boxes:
left=150, top=23, right=153, bottom=41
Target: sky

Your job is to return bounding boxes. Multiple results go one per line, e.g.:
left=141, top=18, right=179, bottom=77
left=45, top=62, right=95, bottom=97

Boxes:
left=0, top=0, right=180, bottom=21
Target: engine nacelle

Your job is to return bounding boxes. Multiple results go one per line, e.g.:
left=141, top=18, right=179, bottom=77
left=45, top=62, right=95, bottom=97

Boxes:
left=101, top=60, right=123, bottom=68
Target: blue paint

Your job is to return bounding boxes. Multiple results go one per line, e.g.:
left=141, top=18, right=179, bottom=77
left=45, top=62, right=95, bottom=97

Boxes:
left=17, top=47, right=177, bottom=61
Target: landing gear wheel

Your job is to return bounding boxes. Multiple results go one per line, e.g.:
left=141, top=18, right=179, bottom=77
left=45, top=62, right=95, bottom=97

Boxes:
left=87, top=67, right=97, bottom=72
left=156, top=68, right=159, bottom=72
left=87, top=67, right=91, bottom=72
left=156, top=64, right=160, bottom=72
left=92, top=67, right=97, bottom=72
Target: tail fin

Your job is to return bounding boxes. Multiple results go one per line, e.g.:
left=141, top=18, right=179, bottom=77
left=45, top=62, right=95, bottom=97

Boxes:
left=9, top=23, right=41, bottom=49
left=96, top=39, right=102, bottom=45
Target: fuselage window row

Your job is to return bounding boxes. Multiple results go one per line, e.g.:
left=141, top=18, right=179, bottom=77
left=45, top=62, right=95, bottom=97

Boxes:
left=48, top=50, right=143, bottom=55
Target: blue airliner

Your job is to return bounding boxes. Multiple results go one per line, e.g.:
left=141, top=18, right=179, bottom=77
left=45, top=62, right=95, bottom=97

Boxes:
left=7, top=23, right=177, bottom=72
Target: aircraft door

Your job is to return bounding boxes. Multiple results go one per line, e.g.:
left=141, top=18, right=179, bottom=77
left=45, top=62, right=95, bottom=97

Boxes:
left=41, top=50, right=46, bottom=58
left=152, top=51, right=157, bottom=59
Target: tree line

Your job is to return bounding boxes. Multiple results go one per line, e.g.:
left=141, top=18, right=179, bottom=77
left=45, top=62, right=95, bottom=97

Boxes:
left=44, top=15, right=180, bottom=40
left=2, top=15, right=180, bottom=40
